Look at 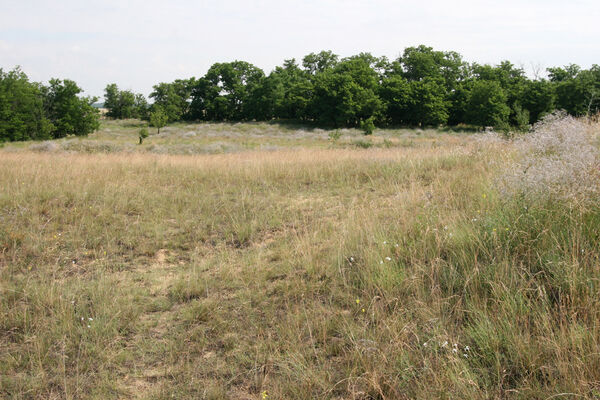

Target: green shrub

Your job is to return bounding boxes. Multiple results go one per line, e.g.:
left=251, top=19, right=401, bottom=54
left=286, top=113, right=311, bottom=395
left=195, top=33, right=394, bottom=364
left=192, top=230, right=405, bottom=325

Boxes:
left=360, top=117, right=375, bottom=135
left=328, top=130, right=342, bottom=142
left=138, top=127, right=149, bottom=144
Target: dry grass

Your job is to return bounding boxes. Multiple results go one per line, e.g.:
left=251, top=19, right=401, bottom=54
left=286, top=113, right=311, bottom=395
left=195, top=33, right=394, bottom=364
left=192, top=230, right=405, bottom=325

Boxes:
left=2, top=119, right=470, bottom=155
left=1, top=120, right=600, bottom=399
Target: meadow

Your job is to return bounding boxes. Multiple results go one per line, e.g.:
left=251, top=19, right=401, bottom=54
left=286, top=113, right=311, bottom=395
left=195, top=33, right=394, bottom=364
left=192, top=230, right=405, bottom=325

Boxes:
left=1, top=116, right=600, bottom=399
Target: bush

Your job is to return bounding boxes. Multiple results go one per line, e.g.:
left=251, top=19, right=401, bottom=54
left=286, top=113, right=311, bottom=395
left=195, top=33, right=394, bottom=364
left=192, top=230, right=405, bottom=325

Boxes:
left=138, top=127, right=149, bottom=144
left=360, top=117, right=375, bottom=135
left=498, top=111, right=599, bottom=203
left=328, top=130, right=342, bottom=142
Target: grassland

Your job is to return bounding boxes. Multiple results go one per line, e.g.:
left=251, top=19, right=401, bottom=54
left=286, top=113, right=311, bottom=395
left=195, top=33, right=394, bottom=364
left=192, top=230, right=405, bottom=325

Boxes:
left=0, top=119, right=469, bottom=155
left=1, top=119, right=600, bottom=399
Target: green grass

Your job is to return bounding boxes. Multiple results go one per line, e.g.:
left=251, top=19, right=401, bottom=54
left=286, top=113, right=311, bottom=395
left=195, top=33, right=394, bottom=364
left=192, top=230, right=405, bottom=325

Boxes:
left=1, top=120, right=600, bottom=399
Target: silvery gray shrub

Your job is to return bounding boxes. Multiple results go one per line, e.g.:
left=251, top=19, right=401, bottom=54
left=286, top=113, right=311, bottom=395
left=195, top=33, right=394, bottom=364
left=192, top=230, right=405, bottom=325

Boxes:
left=498, top=111, right=599, bottom=203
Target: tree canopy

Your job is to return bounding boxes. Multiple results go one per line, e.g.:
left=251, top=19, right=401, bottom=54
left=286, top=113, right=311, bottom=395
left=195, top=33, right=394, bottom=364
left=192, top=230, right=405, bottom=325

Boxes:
left=4, top=46, right=600, bottom=142
left=131, top=46, right=597, bottom=130
left=0, top=68, right=99, bottom=142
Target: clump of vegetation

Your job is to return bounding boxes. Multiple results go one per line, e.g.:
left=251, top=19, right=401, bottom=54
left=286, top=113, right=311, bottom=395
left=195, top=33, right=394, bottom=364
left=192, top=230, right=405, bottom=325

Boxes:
left=138, top=127, right=149, bottom=144
left=360, top=116, right=375, bottom=135
left=328, top=129, right=342, bottom=142
left=104, top=83, right=148, bottom=120
left=499, top=111, right=599, bottom=202
left=0, top=67, right=99, bottom=142
left=149, top=107, right=168, bottom=134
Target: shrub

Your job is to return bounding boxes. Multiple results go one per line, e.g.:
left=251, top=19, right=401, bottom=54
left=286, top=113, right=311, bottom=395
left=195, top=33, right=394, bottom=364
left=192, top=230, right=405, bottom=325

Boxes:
left=360, top=117, right=375, bottom=135
left=328, top=130, right=342, bottom=142
left=498, top=111, right=599, bottom=203
left=138, top=127, right=149, bottom=144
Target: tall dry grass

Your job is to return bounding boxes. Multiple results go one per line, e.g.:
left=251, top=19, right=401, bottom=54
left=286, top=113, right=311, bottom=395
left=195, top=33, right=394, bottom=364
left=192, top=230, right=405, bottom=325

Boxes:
left=1, top=119, right=600, bottom=399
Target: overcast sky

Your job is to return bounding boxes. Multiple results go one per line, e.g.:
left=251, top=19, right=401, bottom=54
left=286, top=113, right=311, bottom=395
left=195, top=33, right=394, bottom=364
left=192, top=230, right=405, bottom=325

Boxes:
left=1, top=0, right=599, bottom=99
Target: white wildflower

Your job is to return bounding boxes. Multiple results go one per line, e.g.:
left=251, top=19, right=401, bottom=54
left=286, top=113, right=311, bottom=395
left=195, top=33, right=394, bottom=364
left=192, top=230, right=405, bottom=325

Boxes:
left=498, top=112, right=600, bottom=203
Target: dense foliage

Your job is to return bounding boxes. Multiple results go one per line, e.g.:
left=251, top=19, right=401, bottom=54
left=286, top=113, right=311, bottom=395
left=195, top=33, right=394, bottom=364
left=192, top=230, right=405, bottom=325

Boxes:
left=104, top=83, right=148, bottom=120
left=0, top=67, right=99, bottom=142
left=103, top=45, right=599, bottom=130
left=2, top=45, right=598, bottom=142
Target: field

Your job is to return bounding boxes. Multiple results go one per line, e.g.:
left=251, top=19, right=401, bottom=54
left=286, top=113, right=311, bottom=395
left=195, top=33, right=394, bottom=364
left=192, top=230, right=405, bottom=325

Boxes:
left=2, top=118, right=600, bottom=399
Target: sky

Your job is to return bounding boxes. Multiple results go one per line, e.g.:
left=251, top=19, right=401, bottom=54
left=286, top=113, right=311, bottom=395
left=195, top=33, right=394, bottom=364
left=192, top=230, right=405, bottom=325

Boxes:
left=1, top=0, right=599, bottom=100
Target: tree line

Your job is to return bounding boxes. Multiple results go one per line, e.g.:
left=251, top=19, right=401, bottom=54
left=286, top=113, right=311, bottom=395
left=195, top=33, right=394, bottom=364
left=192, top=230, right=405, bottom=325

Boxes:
left=2, top=45, right=599, bottom=142
left=107, top=46, right=600, bottom=133
left=0, top=67, right=99, bottom=142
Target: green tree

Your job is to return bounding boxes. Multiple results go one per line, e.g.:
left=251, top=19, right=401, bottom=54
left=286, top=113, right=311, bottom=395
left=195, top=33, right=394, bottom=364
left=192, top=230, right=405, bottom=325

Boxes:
left=465, top=80, right=510, bottom=128
left=43, top=79, right=99, bottom=137
left=196, top=61, right=266, bottom=121
left=302, top=51, right=339, bottom=75
left=344, top=53, right=391, bottom=79
left=118, top=90, right=136, bottom=119
left=521, top=80, right=555, bottom=123
left=471, top=61, right=528, bottom=126
left=447, top=81, right=473, bottom=125
left=149, top=106, right=168, bottom=133
left=547, top=64, right=581, bottom=82
left=309, top=58, right=382, bottom=127
left=549, top=65, right=600, bottom=116
left=379, top=75, right=412, bottom=125
left=244, top=73, right=283, bottom=120
left=150, top=79, right=195, bottom=122
left=380, top=75, right=449, bottom=127
left=407, top=78, right=449, bottom=126
left=103, top=83, right=120, bottom=118
left=134, top=93, right=149, bottom=119
left=399, top=45, right=468, bottom=91
left=512, top=103, right=530, bottom=132
left=104, top=83, right=148, bottom=119
left=188, top=77, right=218, bottom=121
left=0, top=67, right=53, bottom=141
left=269, top=59, right=313, bottom=120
